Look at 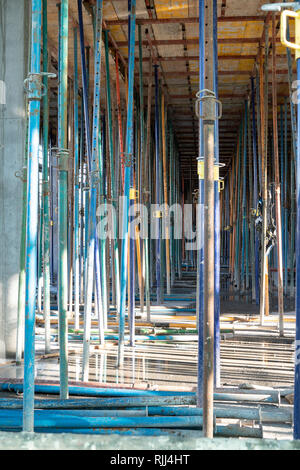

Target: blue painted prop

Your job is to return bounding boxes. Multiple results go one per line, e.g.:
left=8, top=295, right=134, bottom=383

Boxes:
left=197, top=0, right=205, bottom=407
left=118, top=0, right=137, bottom=367
left=23, top=0, right=43, bottom=433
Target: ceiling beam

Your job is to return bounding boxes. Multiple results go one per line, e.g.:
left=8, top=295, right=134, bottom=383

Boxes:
left=116, top=37, right=288, bottom=47
left=105, top=16, right=273, bottom=26
left=137, top=70, right=293, bottom=78
left=141, top=55, right=269, bottom=61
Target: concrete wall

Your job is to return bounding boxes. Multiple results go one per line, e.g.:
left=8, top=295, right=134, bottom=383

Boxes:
left=0, top=0, right=29, bottom=358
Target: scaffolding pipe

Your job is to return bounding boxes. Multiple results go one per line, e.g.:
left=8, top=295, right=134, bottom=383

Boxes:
left=154, top=64, right=162, bottom=305
left=294, top=8, right=300, bottom=442
left=213, top=0, right=220, bottom=387
left=79, top=0, right=105, bottom=381
left=202, top=0, right=216, bottom=439
left=197, top=0, right=205, bottom=408
left=104, top=30, right=120, bottom=314
left=272, top=14, right=284, bottom=336
left=42, top=0, right=51, bottom=355
left=118, top=0, right=137, bottom=367
left=57, top=0, right=69, bottom=400
left=73, top=26, right=80, bottom=331
left=22, top=0, right=43, bottom=432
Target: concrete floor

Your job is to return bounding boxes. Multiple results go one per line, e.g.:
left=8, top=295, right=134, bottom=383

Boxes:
left=0, top=273, right=296, bottom=441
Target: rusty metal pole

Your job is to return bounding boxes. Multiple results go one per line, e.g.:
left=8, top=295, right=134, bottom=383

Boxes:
left=272, top=14, right=284, bottom=336
left=203, top=0, right=215, bottom=439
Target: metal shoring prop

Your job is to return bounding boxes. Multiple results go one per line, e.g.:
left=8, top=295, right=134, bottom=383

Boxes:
left=271, top=13, right=285, bottom=336
left=16, top=122, right=28, bottom=365
left=73, top=26, right=80, bottom=331
left=262, top=0, right=300, bottom=439
left=162, top=93, right=171, bottom=296
left=251, top=76, right=260, bottom=305
left=284, top=99, right=289, bottom=297
left=197, top=0, right=222, bottom=438
left=197, top=0, right=205, bottom=407
left=117, top=0, right=137, bottom=367
left=154, top=64, right=162, bottom=305
left=283, top=0, right=297, bottom=299
left=42, top=0, right=56, bottom=355
left=23, top=0, right=43, bottom=432
left=241, top=101, right=249, bottom=293
left=235, top=126, right=243, bottom=294
left=57, top=0, right=69, bottom=400
left=77, top=0, right=105, bottom=381
left=104, top=30, right=120, bottom=315
left=213, top=0, right=221, bottom=388
left=259, top=21, right=270, bottom=324
left=138, top=24, right=145, bottom=314
left=144, top=35, right=153, bottom=322
left=127, top=0, right=136, bottom=347
left=115, top=53, right=125, bottom=192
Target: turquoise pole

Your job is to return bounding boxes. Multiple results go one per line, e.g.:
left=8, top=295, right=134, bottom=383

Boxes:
left=23, top=0, right=43, bottom=432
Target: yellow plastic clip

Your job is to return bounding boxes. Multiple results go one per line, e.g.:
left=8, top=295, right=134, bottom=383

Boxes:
left=218, top=179, right=225, bottom=192
left=153, top=210, right=163, bottom=219
left=198, top=161, right=221, bottom=187
left=198, top=160, right=204, bottom=179
left=214, top=165, right=219, bottom=182
left=129, top=188, right=139, bottom=200
left=281, top=9, right=300, bottom=60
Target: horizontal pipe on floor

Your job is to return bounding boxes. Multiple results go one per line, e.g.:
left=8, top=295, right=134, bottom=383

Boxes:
left=0, top=409, right=147, bottom=417
left=0, top=383, right=280, bottom=403
left=0, top=405, right=292, bottom=422
left=0, top=415, right=206, bottom=429
left=66, top=334, right=200, bottom=342
left=0, top=424, right=262, bottom=438
left=0, top=396, right=197, bottom=409
left=215, top=424, right=262, bottom=439
left=2, top=427, right=204, bottom=437
left=145, top=406, right=291, bottom=423
left=0, top=384, right=192, bottom=397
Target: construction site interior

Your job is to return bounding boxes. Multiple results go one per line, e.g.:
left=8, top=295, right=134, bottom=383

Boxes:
left=2, top=0, right=300, bottom=450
